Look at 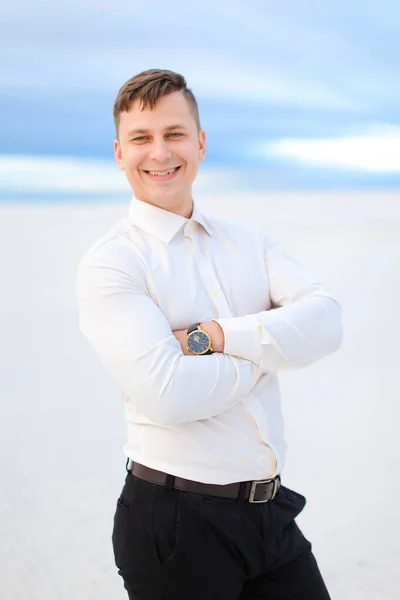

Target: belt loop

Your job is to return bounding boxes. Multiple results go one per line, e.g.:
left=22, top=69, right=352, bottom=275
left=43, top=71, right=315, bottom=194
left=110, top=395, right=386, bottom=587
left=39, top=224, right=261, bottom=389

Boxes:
left=236, top=481, right=248, bottom=504
left=163, top=473, right=175, bottom=494
left=126, top=458, right=133, bottom=473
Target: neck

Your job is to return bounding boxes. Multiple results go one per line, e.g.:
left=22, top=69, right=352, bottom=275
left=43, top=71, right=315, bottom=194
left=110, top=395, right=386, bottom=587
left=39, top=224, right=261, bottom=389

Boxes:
left=135, top=193, right=193, bottom=218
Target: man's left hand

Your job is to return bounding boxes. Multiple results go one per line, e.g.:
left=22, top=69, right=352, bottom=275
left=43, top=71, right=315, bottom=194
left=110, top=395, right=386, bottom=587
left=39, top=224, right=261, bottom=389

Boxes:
left=172, top=321, right=225, bottom=355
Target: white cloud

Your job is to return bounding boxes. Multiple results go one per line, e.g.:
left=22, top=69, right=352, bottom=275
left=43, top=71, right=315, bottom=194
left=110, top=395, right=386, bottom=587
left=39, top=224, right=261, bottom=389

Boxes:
left=265, top=125, right=400, bottom=173
left=0, top=156, right=130, bottom=192
left=0, top=155, right=242, bottom=194
left=2, top=0, right=393, bottom=112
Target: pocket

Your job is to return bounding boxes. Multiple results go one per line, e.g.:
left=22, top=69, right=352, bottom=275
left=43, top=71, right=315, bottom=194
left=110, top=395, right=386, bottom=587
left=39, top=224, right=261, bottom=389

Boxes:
left=273, top=485, right=307, bottom=527
left=151, top=487, right=182, bottom=568
left=111, top=474, right=134, bottom=568
left=112, top=499, right=130, bottom=569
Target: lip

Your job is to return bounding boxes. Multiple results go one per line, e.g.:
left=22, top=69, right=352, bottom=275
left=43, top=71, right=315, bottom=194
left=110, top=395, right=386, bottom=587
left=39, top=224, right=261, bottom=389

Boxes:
left=143, top=166, right=181, bottom=181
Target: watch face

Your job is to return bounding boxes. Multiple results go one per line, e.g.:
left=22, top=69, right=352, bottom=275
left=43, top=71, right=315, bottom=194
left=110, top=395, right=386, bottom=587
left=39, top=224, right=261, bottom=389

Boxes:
left=187, top=330, right=210, bottom=354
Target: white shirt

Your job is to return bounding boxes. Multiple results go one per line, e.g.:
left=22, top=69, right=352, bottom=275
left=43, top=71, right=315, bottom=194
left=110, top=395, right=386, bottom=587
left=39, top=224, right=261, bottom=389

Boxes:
left=76, top=197, right=342, bottom=484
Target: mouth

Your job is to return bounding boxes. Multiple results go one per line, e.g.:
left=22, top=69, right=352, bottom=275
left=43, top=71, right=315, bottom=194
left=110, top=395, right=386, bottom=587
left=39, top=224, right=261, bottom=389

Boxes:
left=143, top=166, right=181, bottom=181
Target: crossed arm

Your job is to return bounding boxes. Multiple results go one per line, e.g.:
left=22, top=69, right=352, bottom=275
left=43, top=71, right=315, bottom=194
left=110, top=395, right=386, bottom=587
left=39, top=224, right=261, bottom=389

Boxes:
left=76, top=234, right=342, bottom=426
left=174, top=234, right=342, bottom=370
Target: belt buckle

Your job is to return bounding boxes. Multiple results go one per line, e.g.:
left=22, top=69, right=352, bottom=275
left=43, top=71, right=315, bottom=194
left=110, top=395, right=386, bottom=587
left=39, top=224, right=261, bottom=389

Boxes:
left=249, top=478, right=278, bottom=503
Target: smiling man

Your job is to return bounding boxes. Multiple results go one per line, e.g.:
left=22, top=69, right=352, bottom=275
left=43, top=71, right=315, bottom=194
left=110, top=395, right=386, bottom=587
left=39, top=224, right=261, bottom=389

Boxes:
left=76, top=69, right=342, bottom=600
left=114, top=84, right=205, bottom=218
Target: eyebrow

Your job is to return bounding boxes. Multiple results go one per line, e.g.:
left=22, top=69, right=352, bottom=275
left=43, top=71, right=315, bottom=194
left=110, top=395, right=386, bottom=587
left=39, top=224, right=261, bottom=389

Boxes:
left=127, top=124, right=188, bottom=136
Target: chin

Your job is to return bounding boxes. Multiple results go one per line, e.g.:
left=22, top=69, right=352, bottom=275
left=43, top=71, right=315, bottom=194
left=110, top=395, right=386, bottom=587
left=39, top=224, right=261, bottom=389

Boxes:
left=153, top=188, right=188, bottom=203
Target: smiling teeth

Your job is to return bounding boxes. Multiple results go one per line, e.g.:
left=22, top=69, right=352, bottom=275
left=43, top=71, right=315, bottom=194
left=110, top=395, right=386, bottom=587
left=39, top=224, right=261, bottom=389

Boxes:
left=148, top=168, right=177, bottom=176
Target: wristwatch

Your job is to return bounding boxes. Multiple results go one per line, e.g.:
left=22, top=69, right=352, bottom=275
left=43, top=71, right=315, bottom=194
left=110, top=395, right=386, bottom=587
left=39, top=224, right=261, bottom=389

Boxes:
left=186, top=323, right=214, bottom=355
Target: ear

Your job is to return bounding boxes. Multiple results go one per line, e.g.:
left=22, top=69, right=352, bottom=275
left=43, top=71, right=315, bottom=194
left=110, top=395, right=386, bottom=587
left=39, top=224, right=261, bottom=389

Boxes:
left=198, top=129, right=206, bottom=162
left=114, top=139, right=125, bottom=171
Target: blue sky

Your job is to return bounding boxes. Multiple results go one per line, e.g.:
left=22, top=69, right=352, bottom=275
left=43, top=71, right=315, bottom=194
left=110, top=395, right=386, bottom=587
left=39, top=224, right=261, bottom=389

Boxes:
left=1, top=0, right=400, bottom=194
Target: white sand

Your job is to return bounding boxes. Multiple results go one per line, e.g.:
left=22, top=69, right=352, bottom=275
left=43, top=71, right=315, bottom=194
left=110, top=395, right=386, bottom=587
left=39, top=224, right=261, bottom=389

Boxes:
left=1, top=191, right=399, bottom=599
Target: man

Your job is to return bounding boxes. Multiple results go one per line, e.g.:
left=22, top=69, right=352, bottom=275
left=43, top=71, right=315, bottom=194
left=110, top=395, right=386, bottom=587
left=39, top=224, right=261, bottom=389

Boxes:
left=76, top=69, right=342, bottom=599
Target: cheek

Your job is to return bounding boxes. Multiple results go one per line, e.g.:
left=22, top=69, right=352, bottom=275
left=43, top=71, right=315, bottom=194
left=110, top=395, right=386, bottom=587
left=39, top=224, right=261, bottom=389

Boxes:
left=180, top=145, right=199, bottom=170
left=124, top=148, right=145, bottom=170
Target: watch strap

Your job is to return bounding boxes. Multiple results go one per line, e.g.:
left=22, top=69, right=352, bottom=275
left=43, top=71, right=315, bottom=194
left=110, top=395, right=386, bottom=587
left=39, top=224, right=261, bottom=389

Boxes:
left=187, top=322, right=201, bottom=334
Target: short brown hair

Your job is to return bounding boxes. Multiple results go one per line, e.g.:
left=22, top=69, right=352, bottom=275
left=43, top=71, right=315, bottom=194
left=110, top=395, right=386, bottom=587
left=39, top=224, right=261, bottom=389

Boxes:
left=113, top=69, right=201, bottom=137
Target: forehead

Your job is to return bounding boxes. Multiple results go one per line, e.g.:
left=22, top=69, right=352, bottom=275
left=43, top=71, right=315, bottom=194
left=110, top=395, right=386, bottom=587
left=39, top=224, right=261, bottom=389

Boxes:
left=119, top=91, right=196, bottom=134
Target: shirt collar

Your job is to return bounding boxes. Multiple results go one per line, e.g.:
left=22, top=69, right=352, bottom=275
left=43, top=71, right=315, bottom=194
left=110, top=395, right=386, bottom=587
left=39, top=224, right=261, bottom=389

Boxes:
left=128, top=196, right=213, bottom=244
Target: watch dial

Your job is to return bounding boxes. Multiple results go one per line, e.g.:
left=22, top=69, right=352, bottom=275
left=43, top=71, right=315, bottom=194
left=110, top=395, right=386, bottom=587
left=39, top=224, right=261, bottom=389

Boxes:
left=188, top=331, right=210, bottom=354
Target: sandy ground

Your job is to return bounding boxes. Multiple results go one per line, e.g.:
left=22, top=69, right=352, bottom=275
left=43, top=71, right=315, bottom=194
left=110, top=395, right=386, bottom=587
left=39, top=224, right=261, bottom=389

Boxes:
left=1, top=191, right=399, bottom=599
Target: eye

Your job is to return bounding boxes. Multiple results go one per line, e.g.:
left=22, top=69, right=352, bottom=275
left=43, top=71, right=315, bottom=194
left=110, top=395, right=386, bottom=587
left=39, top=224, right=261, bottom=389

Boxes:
left=132, top=136, right=149, bottom=142
left=167, top=132, right=183, bottom=138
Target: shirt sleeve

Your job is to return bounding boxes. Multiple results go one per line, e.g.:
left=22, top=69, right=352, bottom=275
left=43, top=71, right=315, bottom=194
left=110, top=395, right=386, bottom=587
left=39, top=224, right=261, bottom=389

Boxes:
left=214, top=232, right=343, bottom=373
left=76, top=247, right=263, bottom=426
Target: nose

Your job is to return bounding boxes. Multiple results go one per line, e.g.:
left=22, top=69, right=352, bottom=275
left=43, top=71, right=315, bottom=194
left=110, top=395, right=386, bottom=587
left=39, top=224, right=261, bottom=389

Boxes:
left=148, top=136, right=172, bottom=163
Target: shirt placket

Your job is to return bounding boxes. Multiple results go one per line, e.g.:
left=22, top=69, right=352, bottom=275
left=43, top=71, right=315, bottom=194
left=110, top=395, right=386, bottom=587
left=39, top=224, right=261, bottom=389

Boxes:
left=184, top=223, right=232, bottom=319
left=184, top=222, right=278, bottom=475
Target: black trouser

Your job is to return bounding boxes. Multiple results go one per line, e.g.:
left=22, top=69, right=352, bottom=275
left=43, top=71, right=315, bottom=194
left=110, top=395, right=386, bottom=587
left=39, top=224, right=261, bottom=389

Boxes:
left=112, top=470, right=331, bottom=599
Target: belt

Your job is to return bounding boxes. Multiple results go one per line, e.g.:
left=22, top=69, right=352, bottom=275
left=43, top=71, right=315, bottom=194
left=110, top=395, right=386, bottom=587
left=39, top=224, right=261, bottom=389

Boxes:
left=131, top=462, right=281, bottom=504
